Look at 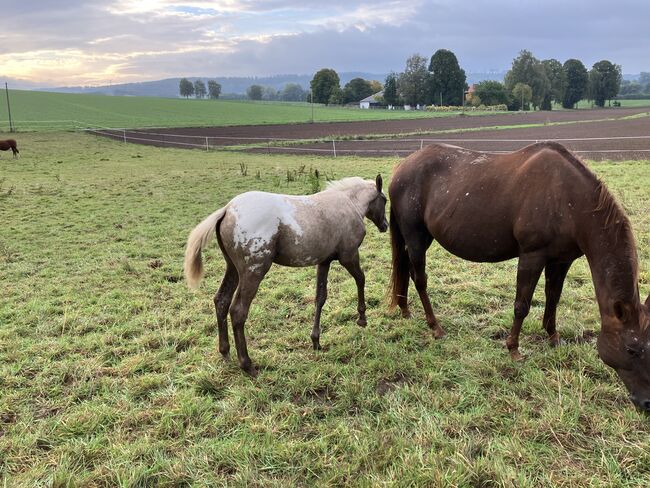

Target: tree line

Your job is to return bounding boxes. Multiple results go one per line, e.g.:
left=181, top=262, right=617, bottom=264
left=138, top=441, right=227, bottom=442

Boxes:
left=179, top=78, right=222, bottom=99
left=310, top=49, right=624, bottom=110
left=179, top=78, right=310, bottom=102
left=180, top=49, right=627, bottom=109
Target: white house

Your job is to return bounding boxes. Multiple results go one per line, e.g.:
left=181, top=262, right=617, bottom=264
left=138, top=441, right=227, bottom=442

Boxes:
left=359, top=91, right=383, bottom=109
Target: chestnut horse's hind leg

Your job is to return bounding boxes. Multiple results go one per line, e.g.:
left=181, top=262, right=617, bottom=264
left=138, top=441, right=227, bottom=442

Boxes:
left=229, top=267, right=270, bottom=377
left=214, top=262, right=238, bottom=359
left=542, top=260, right=573, bottom=348
left=311, top=261, right=332, bottom=350
left=406, top=236, right=445, bottom=339
left=506, top=253, right=546, bottom=360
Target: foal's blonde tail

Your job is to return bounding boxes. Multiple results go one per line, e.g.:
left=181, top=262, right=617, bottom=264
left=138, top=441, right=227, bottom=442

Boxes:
left=184, top=207, right=227, bottom=289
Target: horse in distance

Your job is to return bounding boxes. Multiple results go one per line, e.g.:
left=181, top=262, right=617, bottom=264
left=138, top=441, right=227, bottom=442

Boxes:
left=388, top=142, right=650, bottom=410
left=185, top=175, right=388, bottom=376
left=0, top=139, right=19, bottom=158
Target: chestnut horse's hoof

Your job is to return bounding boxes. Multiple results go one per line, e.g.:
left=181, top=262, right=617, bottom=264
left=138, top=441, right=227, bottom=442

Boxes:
left=357, top=317, right=367, bottom=327
left=433, top=326, right=446, bottom=339
left=509, top=349, right=524, bottom=362
left=312, top=339, right=322, bottom=350
left=549, top=332, right=561, bottom=348
left=220, top=352, right=231, bottom=362
left=240, top=362, right=258, bottom=378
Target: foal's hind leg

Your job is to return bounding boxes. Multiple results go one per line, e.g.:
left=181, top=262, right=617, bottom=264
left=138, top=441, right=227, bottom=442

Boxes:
left=311, top=260, right=332, bottom=350
left=506, top=253, right=546, bottom=360
left=542, top=260, right=572, bottom=348
left=214, top=262, right=238, bottom=359
left=340, top=251, right=367, bottom=327
left=230, top=266, right=270, bottom=377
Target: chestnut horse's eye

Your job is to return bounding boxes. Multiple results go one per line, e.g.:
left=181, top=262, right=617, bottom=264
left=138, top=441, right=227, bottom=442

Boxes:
left=626, top=346, right=643, bottom=358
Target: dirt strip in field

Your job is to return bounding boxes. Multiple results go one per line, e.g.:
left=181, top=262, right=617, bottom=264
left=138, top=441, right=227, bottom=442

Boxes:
left=90, top=107, right=650, bottom=160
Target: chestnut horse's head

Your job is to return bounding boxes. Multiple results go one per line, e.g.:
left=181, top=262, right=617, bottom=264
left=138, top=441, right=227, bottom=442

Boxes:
left=597, top=294, right=650, bottom=411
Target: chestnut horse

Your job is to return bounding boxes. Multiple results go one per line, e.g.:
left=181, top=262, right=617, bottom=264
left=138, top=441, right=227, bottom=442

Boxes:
left=185, top=176, right=388, bottom=376
left=389, top=142, right=650, bottom=410
left=0, top=139, right=19, bottom=157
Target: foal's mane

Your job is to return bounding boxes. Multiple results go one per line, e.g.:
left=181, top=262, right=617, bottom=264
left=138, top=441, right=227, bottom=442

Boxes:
left=325, top=177, right=372, bottom=192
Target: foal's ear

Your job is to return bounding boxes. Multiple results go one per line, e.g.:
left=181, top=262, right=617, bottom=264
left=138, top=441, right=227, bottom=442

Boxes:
left=375, top=174, right=383, bottom=192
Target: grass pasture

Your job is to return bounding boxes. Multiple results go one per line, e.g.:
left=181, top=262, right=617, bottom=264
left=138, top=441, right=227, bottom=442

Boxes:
left=1, top=132, right=649, bottom=486
left=0, top=90, right=504, bottom=132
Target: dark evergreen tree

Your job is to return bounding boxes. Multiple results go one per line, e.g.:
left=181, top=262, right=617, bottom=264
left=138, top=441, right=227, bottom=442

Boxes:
left=343, top=78, right=374, bottom=103
left=428, top=49, right=467, bottom=105
left=562, top=59, right=588, bottom=108
left=541, top=58, right=566, bottom=110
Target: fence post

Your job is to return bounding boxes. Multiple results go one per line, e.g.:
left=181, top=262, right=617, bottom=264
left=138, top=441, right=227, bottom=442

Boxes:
left=123, top=129, right=126, bottom=144
left=332, top=140, right=337, bottom=158
left=420, top=139, right=423, bottom=150
left=205, top=136, right=209, bottom=151
left=267, top=139, right=271, bottom=155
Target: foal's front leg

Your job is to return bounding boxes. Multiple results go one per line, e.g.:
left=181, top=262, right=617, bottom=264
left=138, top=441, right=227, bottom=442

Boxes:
left=340, top=252, right=367, bottom=327
left=311, top=261, right=331, bottom=350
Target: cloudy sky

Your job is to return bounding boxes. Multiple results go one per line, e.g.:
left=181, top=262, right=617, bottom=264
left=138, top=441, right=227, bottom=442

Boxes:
left=1, top=0, right=649, bottom=86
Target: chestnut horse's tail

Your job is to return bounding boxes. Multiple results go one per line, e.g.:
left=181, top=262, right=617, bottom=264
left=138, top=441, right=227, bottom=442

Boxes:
left=388, top=207, right=410, bottom=310
left=184, top=206, right=227, bottom=289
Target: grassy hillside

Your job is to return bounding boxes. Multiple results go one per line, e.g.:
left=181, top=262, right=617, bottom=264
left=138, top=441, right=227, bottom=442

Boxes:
left=0, top=90, right=490, bottom=131
left=1, top=131, right=649, bottom=486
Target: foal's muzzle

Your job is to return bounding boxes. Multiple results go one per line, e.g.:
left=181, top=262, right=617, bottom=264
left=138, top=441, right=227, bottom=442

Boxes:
left=379, top=219, right=389, bottom=233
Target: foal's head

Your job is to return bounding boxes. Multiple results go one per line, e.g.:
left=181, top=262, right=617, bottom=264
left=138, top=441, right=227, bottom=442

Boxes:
left=598, top=295, right=650, bottom=411
left=366, top=174, right=388, bottom=233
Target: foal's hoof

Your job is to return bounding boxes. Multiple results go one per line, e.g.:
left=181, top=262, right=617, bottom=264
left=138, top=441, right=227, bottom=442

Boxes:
left=312, top=340, right=322, bottom=351
left=241, top=363, right=258, bottom=378
left=400, top=309, right=411, bottom=319
left=220, top=352, right=231, bottom=362
left=357, top=317, right=367, bottom=327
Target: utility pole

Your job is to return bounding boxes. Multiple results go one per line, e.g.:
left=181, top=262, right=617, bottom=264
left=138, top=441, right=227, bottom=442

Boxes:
left=310, top=89, right=314, bottom=123
left=5, top=83, right=14, bottom=133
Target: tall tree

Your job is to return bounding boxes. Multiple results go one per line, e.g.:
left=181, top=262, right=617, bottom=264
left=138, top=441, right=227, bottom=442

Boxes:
left=428, top=49, right=467, bottom=105
left=588, top=60, right=622, bottom=107
left=398, top=54, right=429, bottom=106
left=310, top=68, right=340, bottom=104
left=194, top=79, right=206, bottom=99
left=247, top=84, right=263, bottom=100
left=504, top=50, right=549, bottom=110
left=369, top=80, right=383, bottom=94
left=512, top=83, right=533, bottom=110
left=473, top=80, right=510, bottom=106
left=541, top=58, right=567, bottom=110
left=179, top=78, right=194, bottom=98
left=343, top=78, right=374, bottom=103
left=562, top=59, right=588, bottom=108
left=383, top=72, right=400, bottom=106
left=207, top=80, right=221, bottom=99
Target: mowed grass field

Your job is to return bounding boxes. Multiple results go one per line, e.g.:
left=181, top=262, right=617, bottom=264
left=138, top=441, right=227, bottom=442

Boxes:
left=1, top=132, right=649, bottom=486
left=0, top=90, right=501, bottom=132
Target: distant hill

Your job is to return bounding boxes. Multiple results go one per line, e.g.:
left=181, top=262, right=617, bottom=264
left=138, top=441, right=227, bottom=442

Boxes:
left=44, top=73, right=390, bottom=98
left=7, top=71, right=645, bottom=98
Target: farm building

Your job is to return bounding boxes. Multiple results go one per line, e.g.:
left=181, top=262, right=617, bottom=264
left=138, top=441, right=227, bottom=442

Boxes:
left=359, top=91, right=383, bottom=109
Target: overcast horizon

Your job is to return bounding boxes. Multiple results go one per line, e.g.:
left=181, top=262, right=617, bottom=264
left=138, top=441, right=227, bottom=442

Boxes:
left=2, top=0, right=649, bottom=87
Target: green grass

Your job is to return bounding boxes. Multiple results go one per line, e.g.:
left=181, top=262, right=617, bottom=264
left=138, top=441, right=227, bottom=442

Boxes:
left=1, top=132, right=649, bottom=486
left=0, top=90, right=503, bottom=132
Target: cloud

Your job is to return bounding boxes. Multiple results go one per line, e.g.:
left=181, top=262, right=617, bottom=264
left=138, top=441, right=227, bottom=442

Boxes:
left=0, top=0, right=648, bottom=85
